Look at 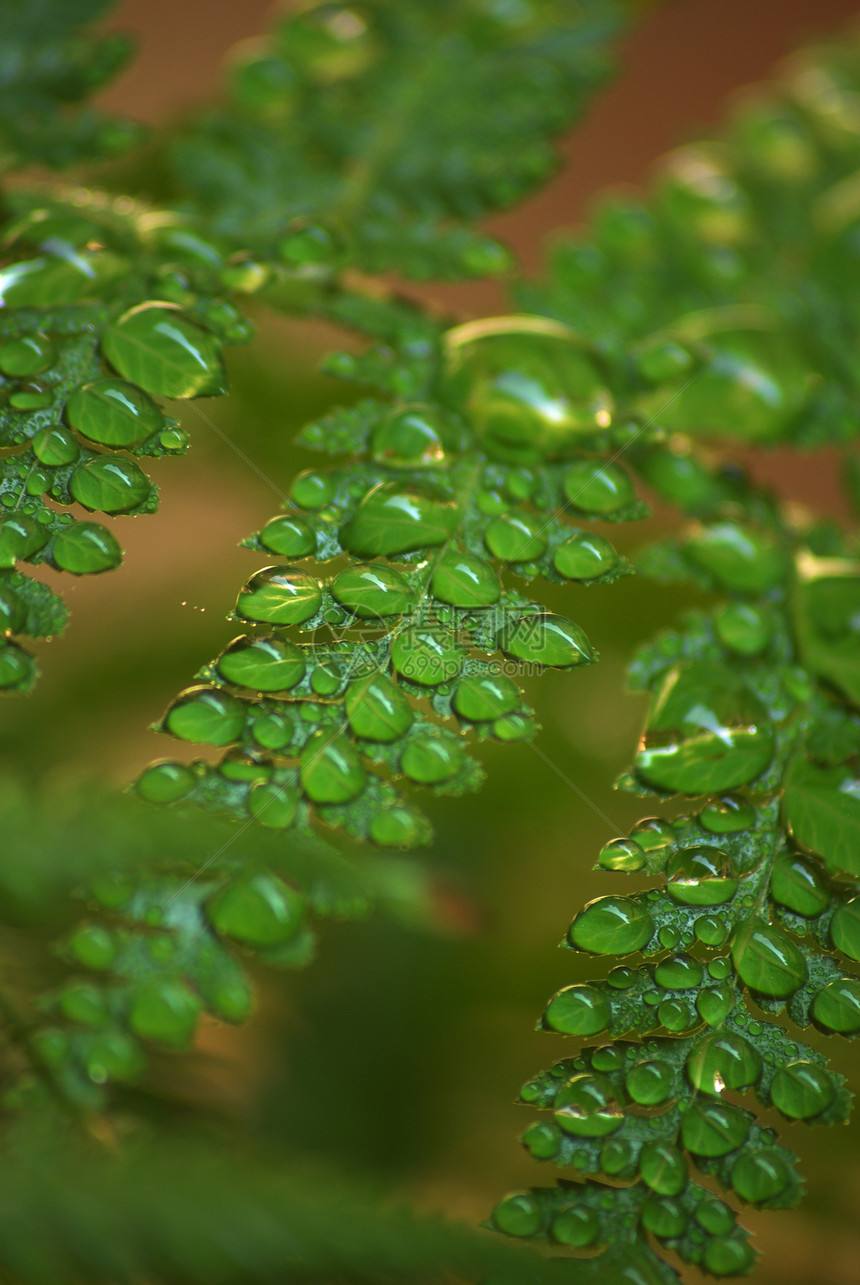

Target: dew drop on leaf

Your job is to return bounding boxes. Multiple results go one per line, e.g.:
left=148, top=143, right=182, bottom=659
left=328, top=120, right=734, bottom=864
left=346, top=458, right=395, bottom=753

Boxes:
left=66, top=378, right=164, bottom=447
left=345, top=674, right=413, bottom=741
left=543, top=984, right=610, bottom=1036
left=259, top=513, right=317, bottom=558
left=51, top=521, right=122, bottom=574
left=331, top=564, right=415, bottom=617
left=299, top=730, right=366, bottom=803
left=567, top=895, right=654, bottom=955
left=731, top=919, right=807, bottom=997
left=553, top=1072, right=624, bottom=1137
left=497, top=612, right=593, bottom=667
left=771, top=1060, right=836, bottom=1118
left=102, top=302, right=226, bottom=398
left=136, top=760, right=196, bottom=803
left=431, top=550, right=500, bottom=606
left=553, top=531, right=618, bottom=580
left=235, top=566, right=321, bottom=625
left=341, top=482, right=456, bottom=556
left=563, top=459, right=635, bottom=515
left=217, top=635, right=306, bottom=691
left=69, top=456, right=151, bottom=513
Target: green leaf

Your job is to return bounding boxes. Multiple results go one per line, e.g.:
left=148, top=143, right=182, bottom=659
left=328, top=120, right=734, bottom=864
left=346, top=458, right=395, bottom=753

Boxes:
left=794, top=571, right=860, bottom=708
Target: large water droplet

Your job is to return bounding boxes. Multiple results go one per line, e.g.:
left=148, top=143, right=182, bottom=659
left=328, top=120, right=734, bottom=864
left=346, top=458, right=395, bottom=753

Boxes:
left=638, top=1142, right=687, bottom=1195
left=235, top=566, right=321, bottom=625
left=442, top=321, right=613, bottom=464
left=492, top=1193, right=542, bottom=1238
left=635, top=662, right=775, bottom=794
left=51, top=522, right=122, bottom=574
left=687, top=1032, right=762, bottom=1095
left=165, top=686, right=246, bottom=745
left=32, top=425, right=79, bottom=467
left=770, top=852, right=829, bottom=916
left=102, top=302, right=226, bottom=398
left=554, top=1072, right=624, bottom=1137
left=699, top=794, right=755, bottom=834
left=453, top=672, right=519, bottom=721
left=0, top=249, right=126, bottom=307
left=568, top=895, right=654, bottom=954
left=431, top=550, right=499, bottom=606
left=217, top=635, right=305, bottom=691
left=730, top=1149, right=791, bottom=1204
left=551, top=1205, right=600, bottom=1247
left=731, top=919, right=807, bottom=997
left=345, top=674, right=413, bottom=741
left=770, top=1060, right=836, bottom=1118
left=340, top=482, right=456, bottom=556
left=831, top=897, right=860, bottom=961
left=369, top=807, right=423, bottom=848
left=371, top=405, right=450, bottom=468
left=681, top=1100, right=750, bottom=1157
left=626, top=1060, right=674, bottom=1106
left=136, top=760, right=196, bottom=803
left=331, top=564, right=415, bottom=617
left=66, top=378, right=164, bottom=447
left=598, top=837, right=646, bottom=871
left=666, top=846, right=738, bottom=905
left=498, top=613, right=593, bottom=667
left=259, top=513, right=317, bottom=558
left=248, top=782, right=299, bottom=828
left=300, top=731, right=366, bottom=803
left=543, top=984, right=610, bottom=1036
left=128, top=980, right=201, bottom=1048
left=641, top=1197, right=686, bottom=1240
left=208, top=873, right=303, bottom=945
left=0, top=515, right=49, bottom=566
left=654, top=952, right=704, bottom=989
left=390, top=626, right=464, bottom=686
left=563, top=460, right=636, bottom=515
left=684, top=522, right=786, bottom=594
left=401, top=737, right=463, bottom=784
left=812, top=976, right=860, bottom=1032
left=484, top=512, right=547, bottom=561
left=554, top=531, right=618, bottom=580
left=0, top=332, right=55, bottom=377
left=70, top=457, right=151, bottom=513
left=715, top=602, right=772, bottom=656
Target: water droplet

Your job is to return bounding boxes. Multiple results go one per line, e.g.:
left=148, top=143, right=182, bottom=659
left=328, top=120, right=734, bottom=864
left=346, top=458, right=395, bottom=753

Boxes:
left=259, top=513, right=317, bottom=557
left=521, top=1121, right=560, bottom=1159
left=391, top=626, right=464, bottom=686
left=476, top=488, right=508, bottom=516
left=543, top=984, right=610, bottom=1036
left=641, top=1197, right=687, bottom=1239
left=165, top=686, right=246, bottom=745
left=630, top=817, right=675, bottom=851
left=681, top=1100, right=750, bottom=1156
left=568, top=895, right=654, bottom=955
left=0, top=586, right=25, bottom=634
left=67, top=456, right=150, bottom=520
left=554, top=1072, right=624, bottom=1137
left=341, top=482, right=456, bottom=556
left=771, top=1060, right=836, bottom=1119
left=598, top=837, right=646, bottom=872
left=831, top=898, right=860, bottom=960
left=345, top=674, right=412, bottom=741
left=695, top=1199, right=735, bottom=1236
left=657, top=997, right=697, bottom=1031
left=730, top=1148, right=791, bottom=1204
left=217, top=635, right=305, bottom=691
left=699, top=794, right=755, bottom=834
left=492, top=1192, right=542, bottom=1238
left=401, top=736, right=463, bottom=784
left=102, top=302, right=225, bottom=398
left=128, top=981, right=202, bottom=1048
left=484, top=512, right=548, bottom=562
left=694, top=915, right=730, bottom=947
left=208, top=873, right=303, bottom=946
left=626, top=1059, right=674, bottom=1105
left=0, top=642, right=36, bottom=689
left=0, top=249, right=126, bottom=307
left=771, top=852, right=829, bottom=917
left=0, top=514, right=49, bottom=566
left=563, top=459, right=635, bottom=514
left=812, top=976, right=860, bottom=1032
left=731, top=919, right=807, bottom=997
left=636, top=663, right=775, bottom=794
left=67, top=923, right=117, bottom=970
left=235, top=566, right=321, bottom=625
left=278, top=221, right=345, bottom=267
left=0, top=332, right=55, bottom=377
left=666, top=846, right=738, bottom=905
left=331, top=564, right=415, bottom=617
left=51, top=521, right=121, bottom=574
left=57, top=980, right=111, bottom=1027
left=684, top=522, right=786, bottom=593
left=66, top=378, right=164, bottom=447
left=251, top=711, right=292, bottom=750
left=292, top=471, right=336, bottom=509
left=371, top=405, right=450, bottom=468
left=687, top=1032, right=762, bottom=1094
left=639, top=1141, right=687, bottom=1195
left=300, top=730, right=366, bottom=803
left=600, top=1138, right=632, bottom=1175
left=498, top=612, right=593, bottom=667
left=247, top=782, right=299, bottom=829
left=370, top=807, right=423, bottom=848
left=137, top=760, right=196, bottom=803
left=453, top=672, right=519, bottom=721
left=655, top=953, right=704, bottom=989
left=431, top=550, right=499, bottom=606
left=442, top=323, right=612, bottom=464
left=703, top=1236, right=756, bottom=1277
left=715, top=602, right=772, bottom=656
left=32, top=425, right=80, bottom=467
left=554, top=531, right=618, bottom=580
left=505, top=467, right=534, bottom=501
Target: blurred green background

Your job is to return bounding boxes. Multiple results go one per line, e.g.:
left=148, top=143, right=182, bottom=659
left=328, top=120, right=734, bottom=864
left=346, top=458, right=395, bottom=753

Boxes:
left=4, top=2, right=860, bottom=1282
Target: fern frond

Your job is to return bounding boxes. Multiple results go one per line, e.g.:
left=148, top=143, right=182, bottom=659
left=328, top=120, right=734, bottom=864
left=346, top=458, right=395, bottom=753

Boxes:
left=0, top=0, right=140, bottom=171
left=0, top=189, right=250, bottom=691
left=491, top=451, right=860, bottom=1278
left=518, top=27, right=860, bottom=450
left=168, top=0, right=625, bottom=280
left=135, top=310, right=649, bottom=851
